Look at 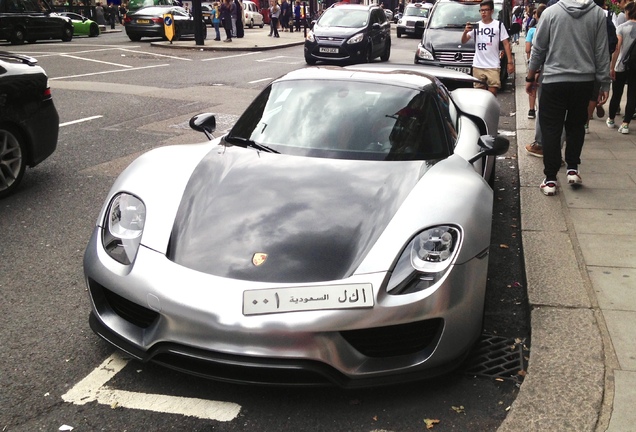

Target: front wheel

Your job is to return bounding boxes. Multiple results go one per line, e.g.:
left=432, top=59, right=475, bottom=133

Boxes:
left=173, top=27, right=181, bottom=41
left=0, top=127, right=27, bottom=199
left=365, top=45, right=373, bottom=63
left=305, top=55, right=316, bottom=65
left=89, top=22, right=99, bottom=37
left=396, top=30, right=402, bottom=38
left=380, top=40, right=390, bottom=62
left=10, top=27, right=25, bottom=45
left=61, top=24, right=73, bottom=42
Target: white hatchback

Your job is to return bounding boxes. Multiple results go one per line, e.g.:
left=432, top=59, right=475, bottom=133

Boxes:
left=243, top=0, right=264, bottom=28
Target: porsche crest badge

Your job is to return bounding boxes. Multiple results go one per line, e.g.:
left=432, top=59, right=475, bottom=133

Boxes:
left=252, top=253, right=268, bottom=266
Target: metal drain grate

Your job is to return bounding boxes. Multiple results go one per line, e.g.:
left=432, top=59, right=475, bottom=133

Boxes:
left=463, top=334, right=528, bottom=382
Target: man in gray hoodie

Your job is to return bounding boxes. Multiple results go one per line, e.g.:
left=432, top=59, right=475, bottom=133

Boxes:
left=525, top=0, right=610, bottom=196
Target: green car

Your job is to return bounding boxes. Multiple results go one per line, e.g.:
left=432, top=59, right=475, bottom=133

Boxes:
left=58, top=12, right=100, bottom=37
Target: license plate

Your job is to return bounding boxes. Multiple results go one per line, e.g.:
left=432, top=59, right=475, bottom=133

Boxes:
left=319, top=47, right=339, bottom=54
left=406, top=28, right=414, bottom=32
left=444, top=66, right=471, bottom=74
left=137, top=19, right=150, bottom=24
left=243, top=283, right=374, bottom=315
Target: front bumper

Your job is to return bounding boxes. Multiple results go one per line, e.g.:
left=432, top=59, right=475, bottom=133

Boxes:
left=304, top=40, right=368, bottom=63
left=85, top=226, right=487, bottom=387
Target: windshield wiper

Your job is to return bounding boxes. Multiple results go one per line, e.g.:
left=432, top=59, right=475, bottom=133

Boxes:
left=444, top=24, right=467, bottom=28
left=224, top=135, right=279, bottom=154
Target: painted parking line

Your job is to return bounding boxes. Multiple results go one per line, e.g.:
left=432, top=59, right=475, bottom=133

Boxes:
left=255, top=55, right=304, bottom=65
left=118, top=48, right=193, bottom=61
left=60, top=115, right=103, bottom=127
left=61, top=54, right=133, bottom=68
left=201, top=52, right=261, bottom=62
left=62, top=352, right=241, bottom=421
left=50, top=63, right=169, bottom=80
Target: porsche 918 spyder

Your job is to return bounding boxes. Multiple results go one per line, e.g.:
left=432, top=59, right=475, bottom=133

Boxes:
left=84, top=64, right=509, bottom=388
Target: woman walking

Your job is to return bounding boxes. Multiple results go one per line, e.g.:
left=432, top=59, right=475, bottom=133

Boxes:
left=269, top=0, right=280, bottom=38
left=608, top=1, right=636, bottom=133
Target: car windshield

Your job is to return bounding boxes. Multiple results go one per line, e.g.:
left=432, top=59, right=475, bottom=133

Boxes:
left=228, top=80, right=449, bottom=161
left=429, top=1, right=501, bottom=28
left=405, top=7, right=429, bottom=17
left=317, top=9, right=369, bottom=28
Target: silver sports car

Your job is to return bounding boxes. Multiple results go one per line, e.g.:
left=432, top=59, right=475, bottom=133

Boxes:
left=84, top=64, right=509, bottom=388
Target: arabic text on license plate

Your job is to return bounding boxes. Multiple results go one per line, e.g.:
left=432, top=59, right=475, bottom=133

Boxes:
left=243, top=283, right=374, bottom=315
left=319, top=47, right=339, bottom=54
left=444, top=66, right=471, bottom=74
left=137, top=19, right=150, bottom=23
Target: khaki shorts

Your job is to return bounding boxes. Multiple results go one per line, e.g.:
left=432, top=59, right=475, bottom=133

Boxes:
left=472, top=67, right=501, bottom=89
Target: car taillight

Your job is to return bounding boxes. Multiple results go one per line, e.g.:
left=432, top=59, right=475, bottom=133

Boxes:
left=43, top=87, right=52, bottom=100
left=151, top=17, right=163, bottom=23
left=124, top=15, right=132, bottom=23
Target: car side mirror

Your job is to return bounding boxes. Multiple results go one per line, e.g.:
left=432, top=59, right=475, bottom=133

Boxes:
left=372, top=22, right=381, bottom=30
left=190, top=113, right=217, bottom=140
left=468, top=134, right=510, bottom=164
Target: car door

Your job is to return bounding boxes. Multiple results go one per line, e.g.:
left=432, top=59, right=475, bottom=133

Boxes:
left=369, top=9, right=388, bottom=57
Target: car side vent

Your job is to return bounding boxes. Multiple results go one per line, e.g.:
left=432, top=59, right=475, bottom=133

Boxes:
left=102, top=288, right=159, bottom=328
left=340, top=318, right=443, bottom=358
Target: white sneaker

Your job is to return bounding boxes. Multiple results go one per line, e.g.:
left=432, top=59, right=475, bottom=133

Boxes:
left=566, top=169, right=582, bottom=185
left=618, top=123, right=629, bottom=134
left=540, top=178, right=558, bottom=196
left=606, top=118, right=615, bottom=128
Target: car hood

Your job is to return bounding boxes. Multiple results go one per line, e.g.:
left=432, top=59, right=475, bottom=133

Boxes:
left=168, top=146, right=432, bottom=283
left=424, top=28, right=474, bottom=52
left=313, top=26, right=363, bottom=38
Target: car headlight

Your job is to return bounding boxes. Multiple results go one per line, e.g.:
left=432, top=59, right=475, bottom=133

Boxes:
left=347, top=33, right=364, bottom=44
left=102, top=193, right=146, bottom=265
left=386, top=225, right=461, bottom=295
left=415, top=44, right=434, bottom=60
left=306, top=30, right=315, bottom=42
left=398, top=19, right=403, bottom=25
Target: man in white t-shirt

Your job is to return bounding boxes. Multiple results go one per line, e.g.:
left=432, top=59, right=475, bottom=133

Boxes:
left=461, top=0, right=515, bottom=95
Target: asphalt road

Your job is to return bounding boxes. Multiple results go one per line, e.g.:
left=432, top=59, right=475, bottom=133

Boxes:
left=0, top=29, right=528, bottom=431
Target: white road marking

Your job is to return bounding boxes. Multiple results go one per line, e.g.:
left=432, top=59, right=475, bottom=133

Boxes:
left=201, top=51, right=261, bottom=62
left=50, top=63, right=169, bottom=80
left=60, top=54, right=133, bottom=68
left=60, top=115, right=103, bottom=127
left=255, top=55, right=305, bottom=65
left=30, top=47, right=140, bottom=58
left=248, top=77, right=273, bottom=84
left=118, top=48, right=193, bottom=61
left=62, top=352, right=241, bottom=421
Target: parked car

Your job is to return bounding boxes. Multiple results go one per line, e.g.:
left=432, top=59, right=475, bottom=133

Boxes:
left=200, top=3, right=212, bottom=25
left=127, top=0, right=173, bottom=13
left=396, top=2, right=432, bottom=38
left=414, top=0, right=518, bottom=88
left=304, top=4, right=391, bottom=65
left=123, top=5, right=206, bottom=41
left=243, top=0, right=264, bottom=28
left=0, top=52, right=58, bottom=199
left=83, top=64, right=509, bottom=387
left=0, top=0, right=73, bottom=44
left=58, top=11, right=100, bottom=37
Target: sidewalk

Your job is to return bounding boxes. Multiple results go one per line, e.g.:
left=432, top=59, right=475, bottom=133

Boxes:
left=499, top=44, right=636, bottom=432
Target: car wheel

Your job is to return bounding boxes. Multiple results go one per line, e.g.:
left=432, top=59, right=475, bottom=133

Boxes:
left=249, top=19, right=254, bottom=28
left=380, top=40, right=390, bottom=62
left=305, top=55, right=316, bottom=65
left=365, top=45, right=373, bottom=63
left=0, top=126, right=27, bottom=199
left=89, top=22, right=99, bottom=37
left=10, top=27, right=25, bottom=45
left=202, top=26, right=207, bottom=39
left=173, top=27, right=181, bottom=41
left=128, top=33, right=142, bottom=41
left=396, top=30, right=402, bottom=38
left=259, top=23, right=264, bottom=28
left=61, top=24, right=73, bottom=42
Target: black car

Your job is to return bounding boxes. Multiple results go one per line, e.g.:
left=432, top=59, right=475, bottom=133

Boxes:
left=123, top=5, right=206, bottom=41
left=304, top=4, right=391, bottom=65
left=414, top=0, right=518, bottom=88
left=0, top=0, right=73, bottom=44
left=0, top=52, right=58, bottom=199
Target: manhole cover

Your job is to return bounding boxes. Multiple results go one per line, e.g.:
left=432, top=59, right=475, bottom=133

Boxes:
left=463, top=334, right=528, bottom=382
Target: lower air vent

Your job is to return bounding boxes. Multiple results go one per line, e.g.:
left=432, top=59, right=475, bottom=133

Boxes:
left=102, top=287, right=159, bottom=328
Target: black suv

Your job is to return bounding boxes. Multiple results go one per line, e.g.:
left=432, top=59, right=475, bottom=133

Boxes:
left=414, top=0, right=517, bottom=88
left=304, top=4, right=391, bottom=65
left=0, top=0, right=73, bottom=44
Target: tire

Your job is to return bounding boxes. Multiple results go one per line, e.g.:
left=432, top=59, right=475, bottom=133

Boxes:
left=249, top=19, right=254, bottom=29
left=0, top=126, right=27, bottom=200
left=173, top=27, right=181, bottom=41
left=365, top=45, right=373, bottom=63
left=202, top=26, right=207, bottom=40
left=10, top=27, right=25, bottom=45
left=380, top=40, right=390, bottom=62
left=396, top=30, right=402, bottom=38
left=259, top=23, right=264, bottom=28
left=305, top=55, right=316, bottom=65
left=61, top=24, right=73, bottom=42
left=128, top=33, right=142, bottom=41
left=89, top=22, right=99, bottom=37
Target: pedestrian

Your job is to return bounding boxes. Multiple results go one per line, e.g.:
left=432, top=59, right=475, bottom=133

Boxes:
left=212, top=1, right=221, bottom=41
left=95, top=2, right=106, bottom=26
left=269, top=0, right=280, bottom=37
left=525, top=0, right=610, bottom=196
left=106, top=3, right=116, bottom=29
left=460, top=0, right=514, bottom=96
left=294, top=0, right=301, bottom=32
left=220, top=0, right=233, bottom=42
left=230, top=0, right=237, bottom=37
left=235, top=0, right=244, bottom=37
left=608, top=1, right=636, bottom=133
left=118, top=2, right=127, bottom=24
left=280, top=0, right=290, bottom=31
left=525, top=4, right=545, bottom=119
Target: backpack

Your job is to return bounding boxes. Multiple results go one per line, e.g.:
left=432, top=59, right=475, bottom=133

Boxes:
left=622, top=38, right=636, bottom=70
left=607, top=15, right=618, bottom=55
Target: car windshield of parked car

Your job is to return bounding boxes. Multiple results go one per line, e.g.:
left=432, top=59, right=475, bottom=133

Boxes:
left=428, top=1, right=501, bottom=28
left=228, top=80, right=449, bottom=161
left=317, top=9, right=369, bottom=28
left=405, top=7, right=429, bottom=17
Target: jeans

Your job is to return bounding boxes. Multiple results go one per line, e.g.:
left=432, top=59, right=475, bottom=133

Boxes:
left=213, top=21, right=220, bottom=40
left=609, top=69, right=636, bottom=123
left=539, top=81, right=593, bottom=179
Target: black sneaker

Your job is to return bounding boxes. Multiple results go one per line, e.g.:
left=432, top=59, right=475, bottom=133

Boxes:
left=528, top=109, right=536, bottom=119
